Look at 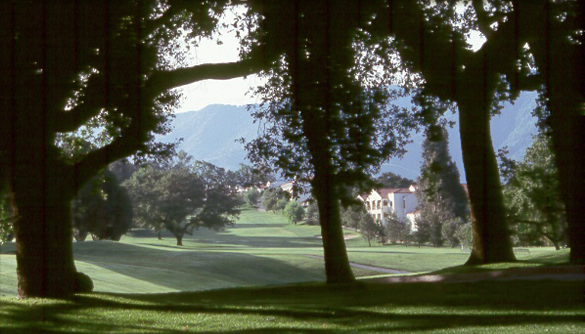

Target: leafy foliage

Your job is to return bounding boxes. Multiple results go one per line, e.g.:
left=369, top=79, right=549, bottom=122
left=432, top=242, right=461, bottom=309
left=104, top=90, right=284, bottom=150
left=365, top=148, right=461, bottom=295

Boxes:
left=376, top=172, right=415, bottom=189
left=384, top=213, right=412, bottom=245
left=341, top=204, right=382, bottom=247
left=0, top=192, right=14, bottom=245
left=72, top=170, right=133, bottom=241
left=455, top=222, right=474, bottom=251
left=284, top=201, right=305, bottom=225
left=1, top=0, right=271, bottom=297
left=243, top=188, right=261, bottom=207
left=261, top=188, right=290, bottom=213
left=502, top=134, right=567, bottom=249
left=304, top=201, right=320, bottom=225
left=123, top=153, right=240, bottom=246
left=415, top=126, right=468, bottom=247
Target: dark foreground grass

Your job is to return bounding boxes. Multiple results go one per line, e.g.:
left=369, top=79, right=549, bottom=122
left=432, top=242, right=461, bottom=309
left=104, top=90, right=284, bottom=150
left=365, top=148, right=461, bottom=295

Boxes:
left=1, top=279, right=583, bottom=333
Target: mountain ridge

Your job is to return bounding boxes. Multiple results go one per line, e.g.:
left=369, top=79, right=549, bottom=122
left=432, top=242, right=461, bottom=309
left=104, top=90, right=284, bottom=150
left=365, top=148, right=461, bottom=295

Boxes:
left=158, top=92, right=539, bottom=182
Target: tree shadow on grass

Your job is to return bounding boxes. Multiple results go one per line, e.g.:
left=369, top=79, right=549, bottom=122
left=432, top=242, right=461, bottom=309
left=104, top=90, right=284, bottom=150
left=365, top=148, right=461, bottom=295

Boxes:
left=73, top=242, right=326, bottom=292
left=1, top=280, right=583, bottom=333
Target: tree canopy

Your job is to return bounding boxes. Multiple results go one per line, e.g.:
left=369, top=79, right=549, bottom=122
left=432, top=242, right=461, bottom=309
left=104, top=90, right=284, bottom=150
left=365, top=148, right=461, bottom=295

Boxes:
left=502, top=134, right=567, bottom=249
left=124, top=154, right=239, bottom=246
left=0, top=1, right=270, bottom=298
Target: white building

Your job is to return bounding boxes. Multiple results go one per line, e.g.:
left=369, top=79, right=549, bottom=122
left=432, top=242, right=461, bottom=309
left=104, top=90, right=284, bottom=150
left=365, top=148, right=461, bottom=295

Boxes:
left=358, top=185, right=418, bottom=223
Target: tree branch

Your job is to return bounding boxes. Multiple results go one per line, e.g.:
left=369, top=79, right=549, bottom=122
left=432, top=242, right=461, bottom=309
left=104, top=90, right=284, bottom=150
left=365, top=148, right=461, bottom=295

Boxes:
left=472, top=0, right=494, bottom=38
left=147, top=58, right=266, bottom=94
left=53, top=105, right=103, bottom=133
left=53, top=75, right=108, bottom=133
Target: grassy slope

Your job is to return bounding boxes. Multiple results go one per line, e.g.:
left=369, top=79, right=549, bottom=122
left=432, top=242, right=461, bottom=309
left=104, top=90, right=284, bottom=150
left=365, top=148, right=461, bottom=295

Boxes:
left=0, top=208, right=582, bottom=333
left=0, top=208, right=572, bottom=297
left=1, top=280, right=583, bottom=333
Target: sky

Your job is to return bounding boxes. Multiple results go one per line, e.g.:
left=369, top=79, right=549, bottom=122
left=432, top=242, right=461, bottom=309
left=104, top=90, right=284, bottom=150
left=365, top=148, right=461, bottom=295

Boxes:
left=176, top=13, right=486, bottom=114
left=175, top=12, right=264, bottom=113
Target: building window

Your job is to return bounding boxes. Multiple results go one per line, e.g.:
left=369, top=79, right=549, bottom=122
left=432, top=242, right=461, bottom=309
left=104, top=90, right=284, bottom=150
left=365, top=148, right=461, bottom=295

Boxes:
left=383, top=200, right=388, bottom=206
left=403, top=198, right=406, bottom=209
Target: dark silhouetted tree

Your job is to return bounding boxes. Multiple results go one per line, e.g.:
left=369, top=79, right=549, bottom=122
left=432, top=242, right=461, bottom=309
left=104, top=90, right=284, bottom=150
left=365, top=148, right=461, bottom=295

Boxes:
left=0, top=1, right=271, bottom=298
left=377, top=172, right=415, bottom=189
left=243, top=0, right=416, bottom=284
left=72, top=170, right=133, bottom=242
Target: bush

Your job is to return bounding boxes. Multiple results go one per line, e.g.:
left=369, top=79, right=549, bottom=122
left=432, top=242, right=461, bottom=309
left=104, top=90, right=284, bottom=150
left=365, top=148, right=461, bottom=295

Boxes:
left=455, top=222, right=473, bottom=250
left=284, top=201, right=305, bottom=224
left=244, top=188, right=261, bottom=207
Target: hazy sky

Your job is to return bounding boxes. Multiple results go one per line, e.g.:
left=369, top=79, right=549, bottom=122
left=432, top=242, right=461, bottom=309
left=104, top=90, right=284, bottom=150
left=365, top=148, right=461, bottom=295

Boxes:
left=175, top=12, right=263, bottom=113
left=176, top=13, right=486, bottom=114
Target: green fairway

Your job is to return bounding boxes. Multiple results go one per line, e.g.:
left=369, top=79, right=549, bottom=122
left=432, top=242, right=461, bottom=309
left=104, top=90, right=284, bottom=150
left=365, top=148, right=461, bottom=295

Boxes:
left=1, top=208, right=582, bottom=332
left=0, top=208, right=573, bottom=297
left=1, top=280, right=583, bottom=333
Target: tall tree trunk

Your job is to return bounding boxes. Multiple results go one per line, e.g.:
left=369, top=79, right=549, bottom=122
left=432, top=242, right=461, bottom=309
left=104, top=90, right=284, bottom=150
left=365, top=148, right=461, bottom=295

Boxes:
left=312, top=171, right=355, bottom=284
left=176, top=235, right=183, bottom=246
left=11, top=164, right=80, bottom=298
left=549, top=112, right=585, bottom=263
left=528, top=2, right=585, bottom=264
left=458, top=98, right=516, bottom=265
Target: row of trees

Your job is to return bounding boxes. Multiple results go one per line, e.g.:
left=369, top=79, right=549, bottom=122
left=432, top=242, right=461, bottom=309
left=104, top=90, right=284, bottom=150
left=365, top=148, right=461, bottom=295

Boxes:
left=2, top=1, right=582, bottom=298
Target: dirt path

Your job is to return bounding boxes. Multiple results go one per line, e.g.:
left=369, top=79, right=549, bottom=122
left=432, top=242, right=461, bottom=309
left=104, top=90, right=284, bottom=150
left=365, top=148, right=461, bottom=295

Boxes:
left=303, top=254, right=584, bottom=283
left=366, top=265, right=585, bottom=284
left=303, top=255, right=411, bottom=274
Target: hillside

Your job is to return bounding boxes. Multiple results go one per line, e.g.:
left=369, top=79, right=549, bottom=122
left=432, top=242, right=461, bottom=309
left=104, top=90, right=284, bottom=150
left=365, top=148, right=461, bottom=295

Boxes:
left=158, top=92, right=539, bottom=182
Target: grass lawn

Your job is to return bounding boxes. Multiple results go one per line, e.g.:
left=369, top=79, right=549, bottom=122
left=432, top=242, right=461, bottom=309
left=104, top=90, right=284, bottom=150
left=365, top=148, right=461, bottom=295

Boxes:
left=1, top=207, right=582, bottom=332
left=1, top=280, right=583, bottom=333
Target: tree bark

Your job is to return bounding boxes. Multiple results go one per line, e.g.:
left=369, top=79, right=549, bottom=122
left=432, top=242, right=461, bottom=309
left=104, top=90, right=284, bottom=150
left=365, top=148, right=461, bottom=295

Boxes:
left=549, top=113, right=585, bottom=263
left=527, top=1, right=585, bottom=264
left=175, top=235, right=183, bottom=246
left=458, top=98, right=516, bottom=265
left=312, top=170, right=355, bottom=284
left=11, top=164, right=80, bottom=298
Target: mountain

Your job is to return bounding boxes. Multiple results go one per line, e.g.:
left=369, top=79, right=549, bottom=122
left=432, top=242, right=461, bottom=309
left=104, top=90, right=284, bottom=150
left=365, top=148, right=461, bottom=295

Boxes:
left=381, top=91, right=540, bottom=182
left=158, top=104, right=257, bottom=170
left=158, top=92, right=539, bottom=182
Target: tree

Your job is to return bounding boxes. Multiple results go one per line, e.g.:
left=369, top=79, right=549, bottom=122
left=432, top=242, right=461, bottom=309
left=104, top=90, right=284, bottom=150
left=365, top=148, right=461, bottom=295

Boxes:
left=384, top=213, right=411, bottom=245
left=0, top=1, right=273, bottom=298
left=414, top=126, right=469, bottom=248
left=502, top=134, right=567, bottom=250
left=360, top=217, right=383, bottom=247
left=525, top=1, right=585, bottom=263
left=243, top=188, right=261, bottom=207
left=284, top=201, right=305, bottom=225
left=363, top=0, right=584, bottom=264
left=243, top=0, right=416, bottom=284
left=341, top=204, right=381, bottom=247
left=0, top=191, right=14, bottom=244
left=413, top=217, right=430, bottom=247
left=125, top=155, right=239, bottom=246
left=108, top=159, right=139, bottom=184
left=456, top=222, right=474, bottom=251
left=442, top=217, right=466, bottom=248
left=261, top=188, right=290, bottom=213
left=377, top=172, right=415, bottom=189
left=72, top=170, right=133, bottom=242
left=124, top=163, right=205, bottom=246
left=305, top=201, right=320, bottom=225
left=235, top=164, right=275, bottom=188
left=358, top=0, right=543, bottom=264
